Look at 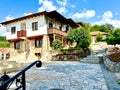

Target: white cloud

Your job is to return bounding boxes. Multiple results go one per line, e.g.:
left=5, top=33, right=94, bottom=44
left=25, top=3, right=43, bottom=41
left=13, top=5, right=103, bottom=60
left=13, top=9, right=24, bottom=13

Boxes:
left=93, top=11, right=120, bottom=28
left=56, top=0, right=67, bottom=6
left=5, top=15, right=14, bottom=21
left=58, top=7, right=68, bottom=14
left=39, top=0, right=43, bottom=5
left=38, top=0, right=56, bottom=12
left=72, top=9, right=96, bottom=19
left=93, top=19, right=120, bottom=28
left=0, top=24, right=6, bottom=36
left=102, top=11, right=113, bottom=20
left=71, top=4, right=75, bottom=8
left=55, top=0, right=68, bottom=14
left=38, top=0, right=69, bottom=14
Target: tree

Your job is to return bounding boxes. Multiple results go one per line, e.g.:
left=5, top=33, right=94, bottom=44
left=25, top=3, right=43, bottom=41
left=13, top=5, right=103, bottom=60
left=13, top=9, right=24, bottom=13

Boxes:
left=66, top=29, right=75, bottom=45
left=52, top=39, right=62, bottom=50
left=90, top=24, right=100, bottom=32
left=99, top=24, right=114, bottom=33
left=90, top=24, right=114, bottom=33
left=113, top=28, right=120, bottom=44
left=106, top=34, right=116, bottom=46
left=106, top=28, right=120, bottom=46
left=66, top=27, right=91, bottom=50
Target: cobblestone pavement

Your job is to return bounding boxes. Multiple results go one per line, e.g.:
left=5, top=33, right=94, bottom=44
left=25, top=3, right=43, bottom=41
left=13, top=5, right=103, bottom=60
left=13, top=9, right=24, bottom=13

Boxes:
left=25, top=61, right=110, bottom=90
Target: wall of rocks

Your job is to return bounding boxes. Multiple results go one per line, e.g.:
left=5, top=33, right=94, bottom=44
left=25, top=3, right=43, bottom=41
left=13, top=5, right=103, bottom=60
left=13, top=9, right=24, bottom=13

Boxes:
left=104, top=57, right=120, bottom=72
left=52, top=54, right=80, bottom=61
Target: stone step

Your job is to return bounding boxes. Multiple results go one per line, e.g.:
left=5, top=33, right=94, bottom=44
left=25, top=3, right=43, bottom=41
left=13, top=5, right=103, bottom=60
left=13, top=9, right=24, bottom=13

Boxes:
left=0, top=61, right=25, bottom=74
left=80, top=54, right=101, bottom=64
left=83, top=58, right=99, bottom=61
left=80, top=59, right=100, bottom=64
left=87, top=55, right=99, bottom=58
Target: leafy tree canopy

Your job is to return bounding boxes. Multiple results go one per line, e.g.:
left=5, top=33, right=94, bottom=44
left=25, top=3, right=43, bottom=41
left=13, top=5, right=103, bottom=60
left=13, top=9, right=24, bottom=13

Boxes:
left=66, top=27, right=91, bottom=50
left=106, top=28, right=120, bottom=46
left=52, top=39, right=62, bottom=50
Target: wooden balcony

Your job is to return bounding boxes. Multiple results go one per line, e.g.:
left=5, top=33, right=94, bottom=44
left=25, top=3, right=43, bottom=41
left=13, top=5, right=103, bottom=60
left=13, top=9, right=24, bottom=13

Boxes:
left=17, top=30, right=26, bottom=38
left=47, top=28, right=67, bottom=36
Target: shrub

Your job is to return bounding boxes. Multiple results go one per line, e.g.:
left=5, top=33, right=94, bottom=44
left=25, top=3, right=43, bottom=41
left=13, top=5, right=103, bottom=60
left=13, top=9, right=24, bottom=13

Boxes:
left=0, top=41, right=10, bottom=48
left=76, top=49, right=84, bottom=54
left=52, top=39, right=62, bottom=50
left=62, top=50, right=68, bottom=55
left=96, top=33, right=103, bottom=42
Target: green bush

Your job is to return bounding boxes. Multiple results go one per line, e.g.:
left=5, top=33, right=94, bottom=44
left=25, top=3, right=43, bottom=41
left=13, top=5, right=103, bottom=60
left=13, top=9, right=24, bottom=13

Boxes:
left=62, top=50, right=68, bottom=55
left=52, top=39, right=62, bottom=50
left=76, top=49, right=84, bottom=54
left=0, top=41, right=10, bottom=48
left=68, top=47, right=75, bottom=51
left=0, top=36, right=10, bottom=48
left=0, top=36, right=6, bottom=41
left=96, top=33, right=103, bottom=42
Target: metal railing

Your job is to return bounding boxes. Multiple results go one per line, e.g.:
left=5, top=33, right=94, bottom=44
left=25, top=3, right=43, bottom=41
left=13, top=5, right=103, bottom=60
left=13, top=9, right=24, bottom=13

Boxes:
left=0, top=60, right=42, bottom=90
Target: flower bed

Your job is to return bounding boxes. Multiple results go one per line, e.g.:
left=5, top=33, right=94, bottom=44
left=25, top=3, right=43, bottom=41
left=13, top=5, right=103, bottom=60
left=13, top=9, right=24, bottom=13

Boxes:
left=108, top=52, right=120, bottom=62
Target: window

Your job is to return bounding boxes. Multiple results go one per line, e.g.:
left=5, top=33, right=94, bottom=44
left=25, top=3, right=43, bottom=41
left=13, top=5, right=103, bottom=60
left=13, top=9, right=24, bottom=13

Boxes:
left=49, top=22, right=53, bottom=28
left=14, top=42, right=20, bottom=49
left=11, top=27, right=16, bottom=34
left=32, top=22, right=38, bottom=31
left=66, top=25, right=69, bottom=32
left=21, top=23, right=26, bottom=30
left=59, top=26, right=62, bottom=30
left=35, top=39, right=42, bottom=47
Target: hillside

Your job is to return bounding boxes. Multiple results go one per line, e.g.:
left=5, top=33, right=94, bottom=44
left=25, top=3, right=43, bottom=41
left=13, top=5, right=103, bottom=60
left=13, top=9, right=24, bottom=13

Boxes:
left=0, top=36, right=10, bottom=48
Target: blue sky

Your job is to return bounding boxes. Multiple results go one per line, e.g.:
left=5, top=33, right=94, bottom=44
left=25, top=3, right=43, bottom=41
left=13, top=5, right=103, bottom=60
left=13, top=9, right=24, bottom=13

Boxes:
left=0, top=0, right=120, bottom=36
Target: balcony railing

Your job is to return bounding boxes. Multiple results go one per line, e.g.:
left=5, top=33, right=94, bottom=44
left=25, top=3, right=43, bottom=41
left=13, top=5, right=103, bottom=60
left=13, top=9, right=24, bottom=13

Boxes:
left=17, top=30, right=26, bottom=38
left=48, top=28, right=67, bottom=36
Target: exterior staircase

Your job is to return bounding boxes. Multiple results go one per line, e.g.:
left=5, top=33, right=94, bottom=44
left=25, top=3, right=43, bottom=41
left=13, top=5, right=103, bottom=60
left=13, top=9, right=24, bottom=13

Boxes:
left=80, top=54, right=103, bottom=64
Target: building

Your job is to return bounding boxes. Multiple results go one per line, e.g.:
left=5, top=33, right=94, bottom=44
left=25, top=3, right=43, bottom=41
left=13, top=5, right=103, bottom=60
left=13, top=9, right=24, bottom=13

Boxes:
left=0, top=10, right=79, bottom=62
left=0, top=48, right=10, bottom=60
left=90, top=31, right=107, bottom=44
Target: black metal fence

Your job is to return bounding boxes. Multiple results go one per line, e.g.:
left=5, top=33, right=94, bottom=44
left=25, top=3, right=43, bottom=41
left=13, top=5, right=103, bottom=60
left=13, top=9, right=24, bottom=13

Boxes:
left=0, top=60, right=42, bottom=90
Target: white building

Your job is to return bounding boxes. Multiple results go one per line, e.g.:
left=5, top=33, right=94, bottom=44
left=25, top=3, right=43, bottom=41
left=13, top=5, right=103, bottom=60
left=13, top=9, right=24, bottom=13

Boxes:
left=0, top=10, right=79, bottom=62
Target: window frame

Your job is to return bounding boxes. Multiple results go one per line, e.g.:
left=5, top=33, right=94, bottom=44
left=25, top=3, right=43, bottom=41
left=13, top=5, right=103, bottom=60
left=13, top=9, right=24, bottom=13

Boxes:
left=32, top=22, right=38, bottom=31
left=11, top=26, right=16, bottom=34
left=21, top=23, right=26, bottom=30
left=35, top=39, right=42, bottom=48
left=14, top=42, right=20, bottom=49
left=48, top=22, right=53, bottom=28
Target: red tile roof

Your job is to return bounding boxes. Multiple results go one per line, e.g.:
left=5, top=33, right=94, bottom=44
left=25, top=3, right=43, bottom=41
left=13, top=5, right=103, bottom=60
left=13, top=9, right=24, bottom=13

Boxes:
left=90, top=31, right=107, bottom=36
left=1, top=48, right=10, bottom=54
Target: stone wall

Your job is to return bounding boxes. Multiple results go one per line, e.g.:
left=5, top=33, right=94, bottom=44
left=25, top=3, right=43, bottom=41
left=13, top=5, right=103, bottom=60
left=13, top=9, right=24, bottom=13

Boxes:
left=104, top=58, right=120, bottom=72
left=52, top=54, right=80, bottom=61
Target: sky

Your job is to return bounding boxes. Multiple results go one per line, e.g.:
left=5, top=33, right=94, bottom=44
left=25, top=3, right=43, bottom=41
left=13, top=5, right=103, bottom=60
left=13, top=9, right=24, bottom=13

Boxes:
left=0, top=0, right=120, bottom=36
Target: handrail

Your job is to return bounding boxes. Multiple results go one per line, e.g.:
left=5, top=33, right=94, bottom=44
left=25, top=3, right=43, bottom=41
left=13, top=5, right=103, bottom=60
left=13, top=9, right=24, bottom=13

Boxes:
left=0, top=60, right=42, bottom=90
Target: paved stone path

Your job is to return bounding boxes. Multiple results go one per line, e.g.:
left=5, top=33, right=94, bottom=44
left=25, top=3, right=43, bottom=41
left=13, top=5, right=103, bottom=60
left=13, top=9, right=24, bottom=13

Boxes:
left=100, top=64, right=120, bottom=90
left=25, top=61, right=109, bottom=90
